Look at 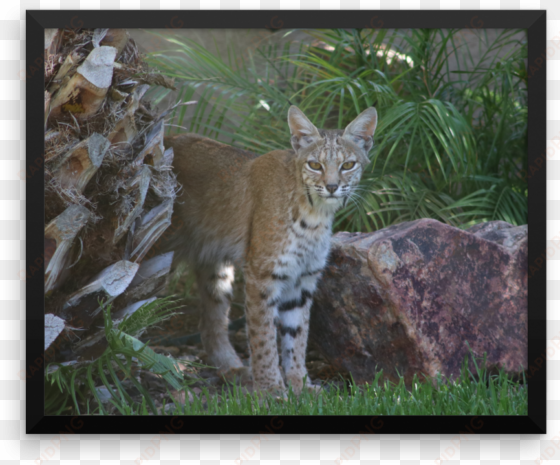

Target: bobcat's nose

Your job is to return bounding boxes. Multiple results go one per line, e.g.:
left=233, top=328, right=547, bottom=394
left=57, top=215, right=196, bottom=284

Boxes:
left=326, top=184, right=338, bottom=194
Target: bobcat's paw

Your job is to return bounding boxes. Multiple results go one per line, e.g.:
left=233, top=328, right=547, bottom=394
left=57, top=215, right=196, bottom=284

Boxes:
left=218, top=366, right=252, bottom=386
left=286, top=373, right=321, bottom=396
left=252, top=380, right=288, bottom=400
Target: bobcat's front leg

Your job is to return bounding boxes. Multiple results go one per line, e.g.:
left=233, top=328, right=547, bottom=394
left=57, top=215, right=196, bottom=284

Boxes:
left=277, top=281, right=318, bottom=395
left=244, top=273, right=286, bottom=395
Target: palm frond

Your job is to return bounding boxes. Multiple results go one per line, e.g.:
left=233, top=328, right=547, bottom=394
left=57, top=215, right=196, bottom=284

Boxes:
left=45, top=297, right=202, bottom=415
left=147, top=27, right=527, bottom=230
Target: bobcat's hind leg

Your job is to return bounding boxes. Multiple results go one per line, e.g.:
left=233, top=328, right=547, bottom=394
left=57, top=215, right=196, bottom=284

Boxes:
left=196, top=262, right=244, bottom=372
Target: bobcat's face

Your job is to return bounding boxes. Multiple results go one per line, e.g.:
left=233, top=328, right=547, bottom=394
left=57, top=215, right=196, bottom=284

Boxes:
left=288, top=106, right=378, bottom=208
left=301, top=130, right=368, bottom=203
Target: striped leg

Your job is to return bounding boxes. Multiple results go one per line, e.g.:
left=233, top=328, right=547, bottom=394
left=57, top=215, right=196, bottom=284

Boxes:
left=196, top=262, right=244, bottom=372
left=277, top=286, right=316, bottom=394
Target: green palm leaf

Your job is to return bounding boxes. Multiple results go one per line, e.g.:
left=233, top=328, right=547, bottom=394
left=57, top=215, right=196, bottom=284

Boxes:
left=146, top=27, right=527, bottom=230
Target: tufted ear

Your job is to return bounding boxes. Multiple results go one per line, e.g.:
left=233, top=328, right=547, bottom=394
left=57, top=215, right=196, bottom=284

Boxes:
left=342, top=107, right=378, bottom=153
left=287, top=106, right=322, bottom=152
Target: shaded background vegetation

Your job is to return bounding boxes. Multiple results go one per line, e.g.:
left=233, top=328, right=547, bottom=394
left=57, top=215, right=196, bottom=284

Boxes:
left=142, top=27, right=528, bottom=233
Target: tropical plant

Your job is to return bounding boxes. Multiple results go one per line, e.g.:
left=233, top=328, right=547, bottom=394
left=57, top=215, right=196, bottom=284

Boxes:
left=146, top=27, right=527, bottom=232
left=43, top=27, right=195, bottom=416
left=45, top=297, right=202, bottom=415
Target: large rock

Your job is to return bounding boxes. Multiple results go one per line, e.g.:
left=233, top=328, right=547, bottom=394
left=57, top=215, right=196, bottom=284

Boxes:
left=309, top=219, right=527, bottom=385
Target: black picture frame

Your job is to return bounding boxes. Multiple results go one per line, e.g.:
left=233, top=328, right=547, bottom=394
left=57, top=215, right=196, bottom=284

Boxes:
left=26, top=9, right=546, bottom=434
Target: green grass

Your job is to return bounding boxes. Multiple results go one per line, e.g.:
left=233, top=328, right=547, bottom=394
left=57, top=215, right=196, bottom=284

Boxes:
left=114, top=352, right=527, bottom=416
left=46, top=297, right=527, bottom=416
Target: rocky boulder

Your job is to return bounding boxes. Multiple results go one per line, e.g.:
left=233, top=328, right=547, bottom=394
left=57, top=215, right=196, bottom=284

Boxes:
left=309, top=219, right=527, bottom=386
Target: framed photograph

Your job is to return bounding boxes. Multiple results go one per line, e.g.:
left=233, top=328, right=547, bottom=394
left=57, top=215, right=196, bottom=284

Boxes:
left=27, top=9, right=545, bottom=434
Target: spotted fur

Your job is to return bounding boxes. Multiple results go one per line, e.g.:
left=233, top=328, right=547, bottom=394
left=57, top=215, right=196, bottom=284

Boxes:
left=163, top=106, right=378, bottom=396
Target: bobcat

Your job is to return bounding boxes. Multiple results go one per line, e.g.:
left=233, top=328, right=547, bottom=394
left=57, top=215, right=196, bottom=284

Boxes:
left=163, top=105, right=378, bottom=396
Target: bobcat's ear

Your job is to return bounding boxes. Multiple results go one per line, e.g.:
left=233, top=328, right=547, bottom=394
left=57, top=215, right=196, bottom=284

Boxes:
left=342, top=107, right=378, bottom=153
left=288, top=106, right=322, bottom=152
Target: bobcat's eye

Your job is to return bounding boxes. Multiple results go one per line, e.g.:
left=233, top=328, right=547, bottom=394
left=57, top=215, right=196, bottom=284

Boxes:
left=308, top=161, right=322, bottom=171
left=341, top=161, right=356, bottom=170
